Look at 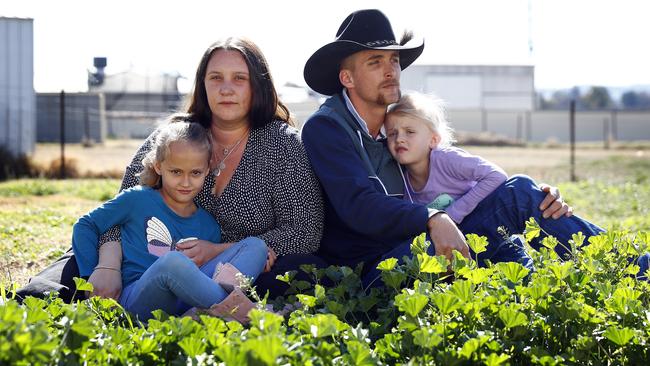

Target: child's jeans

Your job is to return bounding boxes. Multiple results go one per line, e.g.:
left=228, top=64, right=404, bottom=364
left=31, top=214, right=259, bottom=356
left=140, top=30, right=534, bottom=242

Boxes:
left=119, top=236, right=267, bottom=321
left=460, top=175, right=648, bottom=280
left=459, top=174, right=604, bottom=262
left=363, top=175, right=606, bottom=288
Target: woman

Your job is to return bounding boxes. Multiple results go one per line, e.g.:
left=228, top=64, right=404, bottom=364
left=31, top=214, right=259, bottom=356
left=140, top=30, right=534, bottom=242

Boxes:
left=25, top=37, right=326, bottom=303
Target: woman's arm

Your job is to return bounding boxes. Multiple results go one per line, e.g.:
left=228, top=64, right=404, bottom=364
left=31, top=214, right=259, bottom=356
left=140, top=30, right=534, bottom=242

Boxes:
left=257, top=137, right=325, bottom=256
left=87, top=241, right=122, bottom=299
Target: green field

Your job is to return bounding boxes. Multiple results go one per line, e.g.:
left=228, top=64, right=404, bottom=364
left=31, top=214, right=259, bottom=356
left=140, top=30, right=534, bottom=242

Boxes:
left=1, top=151, right=650, bottom=365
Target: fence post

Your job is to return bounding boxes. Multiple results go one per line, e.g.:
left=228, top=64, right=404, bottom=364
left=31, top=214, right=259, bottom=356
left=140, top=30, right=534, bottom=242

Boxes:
left=59, top=90, right=66, bottom=179
left=569, top=100, right=576, bottom=182
left=525, top=111, right=532, bottom=142
left=603, top=117, right=610, bottom=150
left=481, top=108, right=487, bottom=132
left=611, top=109, right=618, bottom=141
left=84, top=106, right=90, bottom=145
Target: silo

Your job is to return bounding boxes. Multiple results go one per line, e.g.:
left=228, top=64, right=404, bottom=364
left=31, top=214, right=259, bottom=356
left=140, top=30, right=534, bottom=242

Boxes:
left=0, top=17, right=35, bottom=157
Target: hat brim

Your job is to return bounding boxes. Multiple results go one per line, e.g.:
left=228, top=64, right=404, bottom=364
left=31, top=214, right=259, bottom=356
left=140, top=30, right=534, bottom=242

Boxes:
left=304, top=39, right=424, bottom=96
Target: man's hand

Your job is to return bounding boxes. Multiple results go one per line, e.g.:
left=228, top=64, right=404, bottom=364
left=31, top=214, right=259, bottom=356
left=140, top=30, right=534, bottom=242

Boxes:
left=427, top=213, right=470, bottom=260
left=538, top=183, right=574, bottom=219
left=264, top=247, right=277, bottom=272
left=176, top=240, right=231, bottom=267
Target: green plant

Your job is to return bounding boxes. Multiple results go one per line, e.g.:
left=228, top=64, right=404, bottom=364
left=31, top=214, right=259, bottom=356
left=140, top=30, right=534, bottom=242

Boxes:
left=3, top=229, right=649, bottom=365
left=3, top=174, right=650, bottom=364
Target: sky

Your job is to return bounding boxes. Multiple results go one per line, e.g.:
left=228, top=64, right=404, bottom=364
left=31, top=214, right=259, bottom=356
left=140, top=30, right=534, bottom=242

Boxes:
left=3, top=0, right=649, bottom=93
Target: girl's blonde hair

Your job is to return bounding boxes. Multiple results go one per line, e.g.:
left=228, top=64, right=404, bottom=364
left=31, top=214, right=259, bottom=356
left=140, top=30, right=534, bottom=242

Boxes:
left=387, top=92, right=456, bottom=148
left=138, top=116, right=212, bottom=189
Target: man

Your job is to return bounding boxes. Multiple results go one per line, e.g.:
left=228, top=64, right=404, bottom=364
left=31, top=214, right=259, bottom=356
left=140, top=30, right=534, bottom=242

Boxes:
left=301, top=9, right=571, bottom=286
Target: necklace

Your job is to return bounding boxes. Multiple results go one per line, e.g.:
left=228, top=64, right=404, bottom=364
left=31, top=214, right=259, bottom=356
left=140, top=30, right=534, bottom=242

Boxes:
left=216, top=141, right=238, bottom=155
left=212, top=131, right=248, bottom=177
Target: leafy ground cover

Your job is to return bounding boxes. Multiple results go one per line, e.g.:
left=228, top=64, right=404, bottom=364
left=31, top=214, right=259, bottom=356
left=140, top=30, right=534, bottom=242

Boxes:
left=2, top=230, right=649, bottom=365
left=1, top=153, right=650, bottom=365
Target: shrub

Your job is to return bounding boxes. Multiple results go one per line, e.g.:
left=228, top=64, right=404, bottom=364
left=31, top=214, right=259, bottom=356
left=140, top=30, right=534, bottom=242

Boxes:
left=41, top=157, right=80, bottom=179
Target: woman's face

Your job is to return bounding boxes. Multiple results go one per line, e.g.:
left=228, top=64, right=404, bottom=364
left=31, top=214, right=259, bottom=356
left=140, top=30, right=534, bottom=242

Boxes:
left=204, top=49, right=252, bottom=126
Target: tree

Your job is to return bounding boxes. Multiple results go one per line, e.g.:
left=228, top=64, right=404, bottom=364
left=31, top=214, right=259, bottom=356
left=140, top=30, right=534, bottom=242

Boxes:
left=621, top=91, right=650, bottom=109
left=581, top=86, right=614, bottom=110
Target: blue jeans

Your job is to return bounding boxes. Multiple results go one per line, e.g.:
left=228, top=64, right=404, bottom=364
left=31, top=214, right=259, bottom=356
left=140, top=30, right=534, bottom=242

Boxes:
left=363, top=175, right=606, bottom=288
left=119, top=236, right=267, bottom=320
left=459, top=174, right=604, bottom=260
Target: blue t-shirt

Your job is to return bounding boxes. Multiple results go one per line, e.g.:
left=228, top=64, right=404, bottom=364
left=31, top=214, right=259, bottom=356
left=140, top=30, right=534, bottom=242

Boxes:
left=72, top=186, right=221, bottom=287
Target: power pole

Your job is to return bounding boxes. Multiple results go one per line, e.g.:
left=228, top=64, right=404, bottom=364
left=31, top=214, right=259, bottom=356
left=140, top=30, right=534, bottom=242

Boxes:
left=528, top=0, right=534, bottom=57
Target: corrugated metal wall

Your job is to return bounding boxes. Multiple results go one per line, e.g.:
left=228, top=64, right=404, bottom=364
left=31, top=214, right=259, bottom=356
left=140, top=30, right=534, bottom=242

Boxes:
left=36, top=93, right=107, bottom=143
left=0, top=17, right=35, bottom=156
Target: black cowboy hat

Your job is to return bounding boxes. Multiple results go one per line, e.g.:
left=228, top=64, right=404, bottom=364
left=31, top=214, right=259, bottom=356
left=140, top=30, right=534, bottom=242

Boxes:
left=304, top=9, right=424, bottom=96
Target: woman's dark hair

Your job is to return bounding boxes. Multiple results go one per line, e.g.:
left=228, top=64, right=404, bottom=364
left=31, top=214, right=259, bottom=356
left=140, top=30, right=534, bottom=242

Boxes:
left=183, top=37, right=292, bottom=129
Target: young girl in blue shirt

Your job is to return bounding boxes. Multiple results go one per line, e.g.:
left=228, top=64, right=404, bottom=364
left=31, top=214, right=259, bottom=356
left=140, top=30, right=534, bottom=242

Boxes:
left=73, top=120, right=268, bottom=323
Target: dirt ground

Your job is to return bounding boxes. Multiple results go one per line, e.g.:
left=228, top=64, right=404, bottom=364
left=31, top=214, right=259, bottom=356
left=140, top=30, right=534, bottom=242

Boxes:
left=31, top=140, right=144, bottom=177
left=31, top=139, right=648, bottom=182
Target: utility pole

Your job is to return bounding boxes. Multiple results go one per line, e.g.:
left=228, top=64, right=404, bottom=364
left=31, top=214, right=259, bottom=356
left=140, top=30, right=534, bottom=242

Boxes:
left=528, top=0, right=534, bottom=57
left=60, top=90, right=66, bottom=179
left=569, top=100, right=576, bottom=182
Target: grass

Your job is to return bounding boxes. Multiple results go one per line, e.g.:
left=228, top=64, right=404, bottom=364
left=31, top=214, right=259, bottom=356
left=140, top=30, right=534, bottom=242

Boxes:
left=0, top=179, right=120, bottom=285
left=0, top=179, right=119, bottom=201
left=557, top=155, right=650, bottom=231
left=0, top=149, right=649, bottom=288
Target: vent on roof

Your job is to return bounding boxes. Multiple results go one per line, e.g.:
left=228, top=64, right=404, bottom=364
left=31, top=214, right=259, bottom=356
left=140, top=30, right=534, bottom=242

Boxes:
left=88, top=57, right=107, bottom=87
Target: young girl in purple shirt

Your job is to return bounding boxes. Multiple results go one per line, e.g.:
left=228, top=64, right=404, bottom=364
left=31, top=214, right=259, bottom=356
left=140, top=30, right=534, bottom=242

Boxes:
left=384, top=92, right=605, bottom=268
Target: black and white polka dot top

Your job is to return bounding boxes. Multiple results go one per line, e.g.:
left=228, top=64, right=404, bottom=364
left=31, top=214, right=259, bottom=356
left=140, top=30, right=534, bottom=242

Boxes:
left=100, top=120, right=324, bottom=256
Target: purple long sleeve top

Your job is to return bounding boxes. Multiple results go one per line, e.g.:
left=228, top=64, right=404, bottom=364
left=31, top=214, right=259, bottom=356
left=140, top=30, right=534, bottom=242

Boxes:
left=405, top=146, right=508, bottom=224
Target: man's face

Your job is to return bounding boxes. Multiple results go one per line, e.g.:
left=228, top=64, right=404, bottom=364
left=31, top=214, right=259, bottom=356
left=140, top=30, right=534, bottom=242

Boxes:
left=341, top=50, right=401, bottom=107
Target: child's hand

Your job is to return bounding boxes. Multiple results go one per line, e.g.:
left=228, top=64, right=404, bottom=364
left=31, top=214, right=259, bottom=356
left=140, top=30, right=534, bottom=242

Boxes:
left=177, top=240, right=229, bottom=266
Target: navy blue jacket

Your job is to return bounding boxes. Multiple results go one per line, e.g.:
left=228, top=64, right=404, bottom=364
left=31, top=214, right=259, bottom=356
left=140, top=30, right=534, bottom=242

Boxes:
left=302, top=93, right=430, bottom=270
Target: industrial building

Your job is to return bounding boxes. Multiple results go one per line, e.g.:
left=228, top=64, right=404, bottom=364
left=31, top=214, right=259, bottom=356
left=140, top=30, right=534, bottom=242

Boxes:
left=37, top=58, right=183, bottom=142
left=0, top=17, right=35, bottom=156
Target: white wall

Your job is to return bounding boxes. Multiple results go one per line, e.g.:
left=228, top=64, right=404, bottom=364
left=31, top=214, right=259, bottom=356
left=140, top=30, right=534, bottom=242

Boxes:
left=402, top=64, right=535, bottom=111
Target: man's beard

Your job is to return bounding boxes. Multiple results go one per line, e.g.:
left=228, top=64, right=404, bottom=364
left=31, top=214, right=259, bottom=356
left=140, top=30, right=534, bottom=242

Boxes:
left=377, top=81, right=401, bottom=105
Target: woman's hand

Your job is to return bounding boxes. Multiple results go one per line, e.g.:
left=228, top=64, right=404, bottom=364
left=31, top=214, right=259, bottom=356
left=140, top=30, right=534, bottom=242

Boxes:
left=88, top=241, right=123, bottom=299
left=264, top=247, right=277, bottom=272
left=176, top=240, right=232, bottom=266
left=538, top=183, right=574, bottom=219
left=87, top=268, right=122, bottom=300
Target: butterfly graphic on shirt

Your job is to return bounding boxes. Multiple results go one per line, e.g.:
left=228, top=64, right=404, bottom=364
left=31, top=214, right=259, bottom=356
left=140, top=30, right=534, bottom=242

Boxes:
left=145, top=217, right=197, bottom=257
